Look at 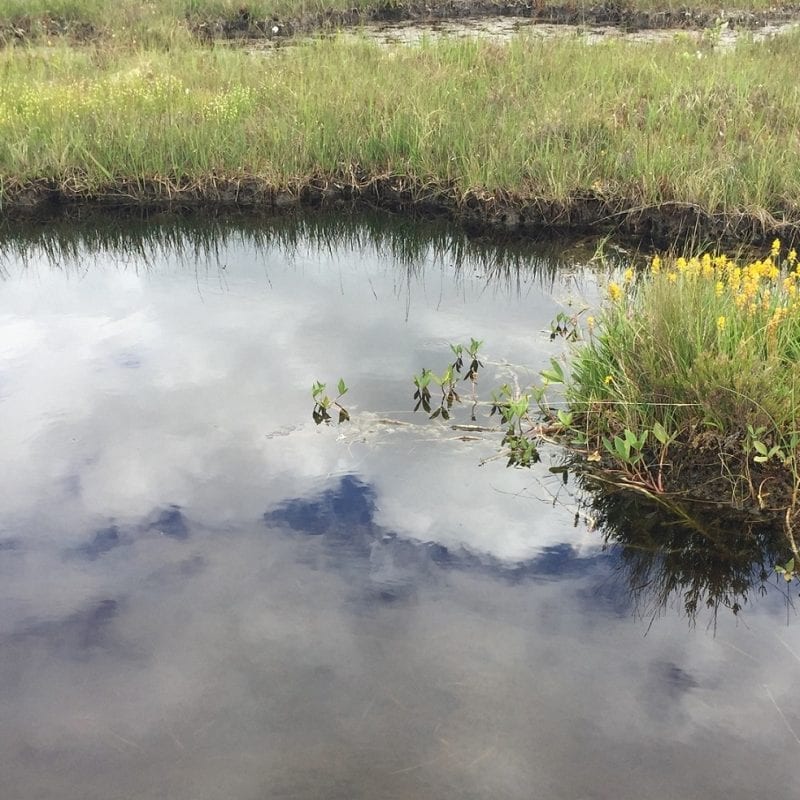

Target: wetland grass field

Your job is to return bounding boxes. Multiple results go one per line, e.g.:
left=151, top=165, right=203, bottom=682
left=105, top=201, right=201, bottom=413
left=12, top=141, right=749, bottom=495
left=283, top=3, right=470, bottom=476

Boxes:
left=4, top=8, right=800, bottom=796
left=2, top=16, right=800, bottom=242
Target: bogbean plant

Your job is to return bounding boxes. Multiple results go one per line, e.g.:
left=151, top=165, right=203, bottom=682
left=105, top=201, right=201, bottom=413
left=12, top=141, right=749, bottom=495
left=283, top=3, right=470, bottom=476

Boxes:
left=488, top=384, right=543, bottom=468
left=412, top=338, right=483, bottom=421
left=311, top=378, right=349, bottom=425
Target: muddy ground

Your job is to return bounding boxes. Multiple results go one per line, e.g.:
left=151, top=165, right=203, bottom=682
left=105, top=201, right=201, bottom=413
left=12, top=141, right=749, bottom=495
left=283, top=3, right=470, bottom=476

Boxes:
left=3, top=1, right=800, bottom=44
left=582, top=436, right=799, bottom=523
left=199, top=1, right=800, bottom=41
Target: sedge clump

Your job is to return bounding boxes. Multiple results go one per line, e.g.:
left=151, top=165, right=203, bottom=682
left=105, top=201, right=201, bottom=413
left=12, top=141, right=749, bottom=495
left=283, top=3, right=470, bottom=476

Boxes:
left=566, top=241, right=800, bottom=533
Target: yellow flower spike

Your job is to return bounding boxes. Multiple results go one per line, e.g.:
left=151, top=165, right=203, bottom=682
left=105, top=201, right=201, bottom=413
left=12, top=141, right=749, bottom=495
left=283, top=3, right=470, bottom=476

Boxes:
left=667, top=272, right=677, bottom=283
left=623, top=267, right=635, bottom=284
left=766, top=262, right=779, bottom=281
left=716, top=316, right=726, bottom=331
left=608, top=282, right=623, bottom=302
left=603, top=375, right=614, bottom=385
left=586, top=316, right=596, bottom=330
left=651, top=255, right=662, bottom=274
left=789, top=248, right=797, bottom=266
left=772, top=238, right=781, bottom=257
left=675, top=257, right=688, bottom=273
left=715, top=280, right=725, bottom=297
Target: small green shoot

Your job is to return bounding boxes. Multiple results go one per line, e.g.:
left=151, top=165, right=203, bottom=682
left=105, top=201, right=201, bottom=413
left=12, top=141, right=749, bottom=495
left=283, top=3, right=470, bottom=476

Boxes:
left=775, top=558, right=796, bottom=582
left=312, top=378, right=350, bottom=425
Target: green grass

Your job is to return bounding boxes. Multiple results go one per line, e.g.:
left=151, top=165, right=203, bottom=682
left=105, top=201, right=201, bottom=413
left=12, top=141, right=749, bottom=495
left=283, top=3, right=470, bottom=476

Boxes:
left=2, top=32, right=800, bottom=221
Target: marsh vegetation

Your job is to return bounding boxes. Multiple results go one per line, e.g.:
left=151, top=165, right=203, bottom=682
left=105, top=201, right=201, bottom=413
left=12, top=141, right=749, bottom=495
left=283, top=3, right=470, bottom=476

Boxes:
left=561, top=245, right=800, bottom=556
left=3, top=29, right=800, bottom=242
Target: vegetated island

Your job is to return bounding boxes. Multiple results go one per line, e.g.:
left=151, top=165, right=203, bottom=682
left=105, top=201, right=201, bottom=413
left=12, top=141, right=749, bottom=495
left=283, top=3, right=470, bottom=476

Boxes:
left=559, top=243, right=800, bottom=544
left=398, top=242, right=800, bottom=567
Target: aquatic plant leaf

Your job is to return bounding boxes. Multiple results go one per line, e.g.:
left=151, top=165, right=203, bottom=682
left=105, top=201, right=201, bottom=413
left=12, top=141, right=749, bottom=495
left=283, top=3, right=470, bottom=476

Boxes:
left=540, top=358, right=564, bottom=384
left=652, top=421, right=669, bottom=444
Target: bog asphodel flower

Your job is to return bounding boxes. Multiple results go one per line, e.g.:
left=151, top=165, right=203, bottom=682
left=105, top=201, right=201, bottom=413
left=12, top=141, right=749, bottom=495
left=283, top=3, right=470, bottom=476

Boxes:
left=651, top=255, right=662, bottom=274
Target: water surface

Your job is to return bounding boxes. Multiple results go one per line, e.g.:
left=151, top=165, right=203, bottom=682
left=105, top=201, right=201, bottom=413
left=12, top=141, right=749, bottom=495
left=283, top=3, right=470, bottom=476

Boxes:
left=1, top=214, right=797, bottom=800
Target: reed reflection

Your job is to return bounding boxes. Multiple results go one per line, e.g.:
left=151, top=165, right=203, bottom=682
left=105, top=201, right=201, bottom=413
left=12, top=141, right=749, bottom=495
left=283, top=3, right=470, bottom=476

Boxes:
left=0, top=209, right=620, bottom=288
left=581, top=478, right=792, bottom=622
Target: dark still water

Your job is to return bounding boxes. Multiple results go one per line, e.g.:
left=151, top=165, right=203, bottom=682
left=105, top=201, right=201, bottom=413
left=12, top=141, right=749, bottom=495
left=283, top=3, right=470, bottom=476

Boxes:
left=0, top=214, right=797, bottom=800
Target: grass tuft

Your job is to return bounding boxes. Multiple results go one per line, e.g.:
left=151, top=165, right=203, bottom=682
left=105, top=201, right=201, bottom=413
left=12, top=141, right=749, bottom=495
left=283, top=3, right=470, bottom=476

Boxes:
left=566, top=240, right=800, bottom=524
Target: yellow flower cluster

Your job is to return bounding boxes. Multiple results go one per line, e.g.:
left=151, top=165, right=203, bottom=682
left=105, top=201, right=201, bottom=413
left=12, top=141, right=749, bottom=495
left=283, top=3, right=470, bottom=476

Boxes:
left=648, top=242, right=800, bottom=326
